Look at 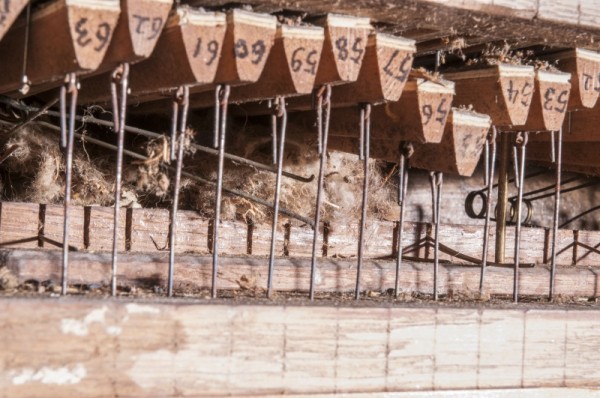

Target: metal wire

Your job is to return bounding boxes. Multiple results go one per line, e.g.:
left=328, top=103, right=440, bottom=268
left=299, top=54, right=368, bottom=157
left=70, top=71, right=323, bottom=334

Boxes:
left=61, top=73, right=78, bottom=296
left=549, top=128, right=563, bottom=300
left=211, top=84, right=231, bottom=299
left=355, top=103, right=371, bottom=300
left=479, top=127, right=497, bottom=294
left=167, top=86, right=190, bottom=297
left=109, top=63, right=130, bottom=297
left=309, top=84, right=331, bottom=300
left=430, top=171, right=443, bottom=301
left=394, top=144, right=411, bottom=298
left=513, top=132, right=528, bottom=303
left=267, top=97, right=288, bottom=298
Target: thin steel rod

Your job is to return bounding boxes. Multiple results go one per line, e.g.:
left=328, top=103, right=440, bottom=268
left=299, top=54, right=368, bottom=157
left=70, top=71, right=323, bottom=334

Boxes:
left=513, top=132, right=528, bottom=303
left=267, top=97, right=288, bottom=298
left=549, top=128, right=563, bottom=300
left=167, top=86, right=189, bottom=297
left=61, top=74, right=78, bottom=295
left=355, top=103, right=371, bottom=300
left=394, top=152, right=409, bottom=298
left=479, top=127, right=497, bottom=294
left=309, top=84, right=331, bottom=300
left=270, top=99, right=277, bottom=165
left=211, top=85, right=230, bottom=299
left=213, top=85, right=221, bottom=148
left=430, top=171, right=443, bottom=301
left=110, top=63, right=129, bottom=297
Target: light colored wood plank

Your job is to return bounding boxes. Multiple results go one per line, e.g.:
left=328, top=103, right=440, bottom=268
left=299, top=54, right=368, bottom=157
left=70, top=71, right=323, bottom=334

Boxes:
left=1, top=298, right=600, bottom=396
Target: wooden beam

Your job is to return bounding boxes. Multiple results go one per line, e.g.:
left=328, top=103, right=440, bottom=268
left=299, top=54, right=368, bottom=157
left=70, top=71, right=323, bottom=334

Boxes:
left=445, top=64, right=536, bottom=127
left=410, top=108, right=491, bottom=176
left=528, top=141, right=600, bottom=168
left=529, top=105, right=600, bottom=143
left=0, top=0, right=121, bottom=95
left=1, top=297, right=600, bottom=396
left=0, top=0, right=29, bottom=42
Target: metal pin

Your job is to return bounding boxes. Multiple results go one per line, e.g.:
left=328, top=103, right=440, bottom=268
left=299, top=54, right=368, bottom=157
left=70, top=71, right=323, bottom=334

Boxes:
left=483, top=137, right=490, bottom=186
left=358, top=106, right=365, bottom=161
left=110, top=63, right=130, bottom=297
left=550, top=130, right=556, bottom=163
left=266, top=97, right=288, bottom=298
left=512, top=145, right=520, bottom=189
left=309, top=84, right=331, bottom=300
left=270, top=99, right=278, bottom=165
left=513, top=131, right=528, bottom=303
left=61, top=73, right=79, bottom=296
left=355, top=103, right=371, bottom=300
left=394, top=143, right=411, bottom=298
left=167, top=86, right=190, bottom=297
left=213, top=85, right=222, bottom=148
left=19, top=2, right=31, bottom=95
left=479, top=127, right=497, bottom=294
left=549, top=128, right=563, bottom=300
left=211, top=84, right=231, bottom=299
left=430, top=171, right=443, bottom=301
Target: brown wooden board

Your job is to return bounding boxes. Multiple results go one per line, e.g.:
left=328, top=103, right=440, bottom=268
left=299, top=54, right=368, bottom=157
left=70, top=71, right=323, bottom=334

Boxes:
left=331, top=32, right=416, bottom=105
left=445, top=64, right=535, bottom=127
left=0, top=0, right=29, bottom=42
left=529, top=105, right=600, bottom=143
left=529, top=141, right=600, bottom=168
left=410, top=108, right=491, bottom=176
left=0, top=0, right=121, bottom=95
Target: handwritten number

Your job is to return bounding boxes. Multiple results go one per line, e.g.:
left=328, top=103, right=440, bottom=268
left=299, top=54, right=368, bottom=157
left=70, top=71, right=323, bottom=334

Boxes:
left=543, top=87, right=555, bottom=111
left=251, top=40, right=266, bottom=65
left=544, top=87, right=569, bottom=114
left=350, top=37, right=363, bottom=64
left=305, top=50, right=318, bottom=75
left=383, top=51, right=411, bottom=83
left=291, top=47, right=304, bottom=72
left=290, top=47, right=318, bottom=75
left=193, top=38, right=219, bottom=65
left=335, top=37, right=348, bottom=61
left=583, top=73, right=593, bottom=91
left=75, top=18, right=92, bottom=47
left=422, top=104, right=433, bottom=125
left=234, top=39, right=249, bottom=59
left=520, top=82, right=532, bottom=106
left=435, top=98, right=448, bottom=124
left=0, top=0, right=10, bottom=26
left=556, top=90, right=568, bottom=113
left=149, top=17, right=163, bottom=40
left=94, top=22, right=110, bottom=52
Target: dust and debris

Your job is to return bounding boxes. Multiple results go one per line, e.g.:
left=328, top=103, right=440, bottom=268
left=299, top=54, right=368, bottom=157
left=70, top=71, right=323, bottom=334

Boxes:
left=0, top=267, right=18, bottom=291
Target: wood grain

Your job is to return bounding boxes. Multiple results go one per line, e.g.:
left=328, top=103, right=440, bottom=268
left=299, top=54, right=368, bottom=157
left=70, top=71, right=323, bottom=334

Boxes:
left=0, top=297, right=600, bottom=396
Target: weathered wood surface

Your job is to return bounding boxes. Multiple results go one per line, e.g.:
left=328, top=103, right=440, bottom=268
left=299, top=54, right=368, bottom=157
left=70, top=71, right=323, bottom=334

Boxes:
left=190, top=0, right=600, bottom=50
left=0, top=0, right=121, bottom=95
left=554, top=49, right=600, bottom=110
left=4, top=248, right=600, bottom=297
left=445, top=64, right=536, bottom=127
left=1, top=201, right=600, bottom=268
left=1, top=297, right=600, bottom=396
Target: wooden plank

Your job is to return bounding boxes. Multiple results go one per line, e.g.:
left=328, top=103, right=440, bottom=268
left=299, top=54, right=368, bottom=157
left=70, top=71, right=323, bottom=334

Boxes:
left=530, top=104, right=600, bottom=143
left=0, top=0, right=29, bottom=42
left=4, top=248, right=600, bottom=297
left=0, top=202, right=39, bottom=249
left=528, top=141, right=600, bottom=168
left=504, top=70, right=572, bottom=132
left=330, top=32, right=416, bottom=105
left=555, top=49, right=600, bottom=110
left=410, top=108, right=491, bottom=176
left=445, top=64, right=536, bottom=127
left=0, top=0, right=121, bottom=95
left=1, top=297, right=600, bottom=396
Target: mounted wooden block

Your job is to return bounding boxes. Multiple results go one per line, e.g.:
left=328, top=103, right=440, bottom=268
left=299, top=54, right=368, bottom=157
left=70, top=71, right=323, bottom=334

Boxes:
left=506, top=70, right=571, bottom=132
left=554, top=48, right=600, bottom=109
left=212, top=9, right=277, bottom=86
left=410, top=108, right=491, bottom=176
left=0, top=202, right=39, bottom=249
left=529, top=105, right=600, bottom=143
left=100, top=0, right=173, bottom=67
left=197, top=23, right=325, bottom=105
left=0, top=0, right=29, bottom=42
left=445, top=64, right=536, bottom=127
left=383, top=75, right=455, bottom=143
left=0, top=0, right=121, bottom=94
left=332, top=32, right=416, bottom=105
left=313, top=13, right=372, bottom=86
left=124, top=8, right=227, bottom=101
